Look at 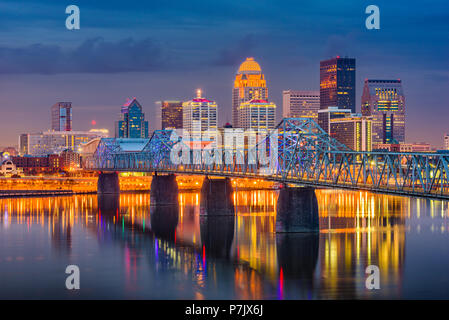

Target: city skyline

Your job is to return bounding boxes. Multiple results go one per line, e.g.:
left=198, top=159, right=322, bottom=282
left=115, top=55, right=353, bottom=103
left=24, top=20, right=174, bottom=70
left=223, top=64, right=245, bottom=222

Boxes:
left=0, top=0, right=448, bottom=147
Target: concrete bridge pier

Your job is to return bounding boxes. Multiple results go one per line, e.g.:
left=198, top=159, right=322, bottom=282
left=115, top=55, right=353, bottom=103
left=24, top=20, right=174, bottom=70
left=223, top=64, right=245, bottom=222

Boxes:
left=200, top=177, right=234, bottom=216
left=150, top=174, right=179, bottom=238
left=276, top=186, right=319, bottom=233
left=97, top=172, right=120, bottom=194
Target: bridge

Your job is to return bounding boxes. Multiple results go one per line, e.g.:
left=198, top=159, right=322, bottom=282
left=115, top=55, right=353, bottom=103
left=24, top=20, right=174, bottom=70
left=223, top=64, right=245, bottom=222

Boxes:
left=84, top=118, right=449, bottom=232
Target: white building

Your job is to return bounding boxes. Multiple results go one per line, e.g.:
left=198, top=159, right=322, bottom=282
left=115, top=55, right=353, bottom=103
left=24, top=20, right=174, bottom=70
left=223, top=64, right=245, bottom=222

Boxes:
left=283, top=90, right=320, bottom=119
left=445, top=134, right=449, bottom=150
left=19, top=131, right=108, bottom=156
left=239, top=96, right=276, bottom=131
left=183, top=89, right=218, bottom=137
left=0, top=159, right=21, bottom=176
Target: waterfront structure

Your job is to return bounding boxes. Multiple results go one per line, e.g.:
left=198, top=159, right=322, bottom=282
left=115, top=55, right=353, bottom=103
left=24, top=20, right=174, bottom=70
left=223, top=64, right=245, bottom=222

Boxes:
left=330, top=115, right=372, bottom=151
left=320, top=57, right=356, bottom=112
left=445, top=134, right=449, bottom=150
left=317, top=106, right=352, bottom=134
left=19, top=130, right=107, bottom=156
left=115, top=98, right=149, bottom=138
left=11, top=154, right=61, bottom=174
left=0, top=159, right=21, bottom=176
left=239, top=92, right=276, bottom=131
left=361, top=79, right=405, bottom=144
left=183, top=89, right=217, bottom=136
left=157, top=100, right=183, bottom=129
left=232, top=57, right=268, bottom=128
left=51, top=102, right=72, bottom=131
left=282, top=90, right=320, bottom=119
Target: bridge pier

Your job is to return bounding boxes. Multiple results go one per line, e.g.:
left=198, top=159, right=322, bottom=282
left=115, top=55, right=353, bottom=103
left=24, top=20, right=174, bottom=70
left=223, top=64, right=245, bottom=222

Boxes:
left=200, top=177, right=234, bottom=216
left=150, top=174, right=179, bottom=238
left=276, top=186, right=319, bottom=233
left=97, top=172, right=120, bottom=194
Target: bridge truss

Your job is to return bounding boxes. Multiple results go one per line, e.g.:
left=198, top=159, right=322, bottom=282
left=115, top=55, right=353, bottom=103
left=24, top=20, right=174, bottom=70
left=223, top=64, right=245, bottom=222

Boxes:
left=85, top=118, right=449, bottom=200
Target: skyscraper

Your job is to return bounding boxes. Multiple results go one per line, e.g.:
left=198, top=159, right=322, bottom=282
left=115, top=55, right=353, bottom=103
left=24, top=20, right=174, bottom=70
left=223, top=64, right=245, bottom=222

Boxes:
left=183, top=89, right=217, bottom=135
left=51, top=102, right=72, bottom=131
left=232, top=57, right=267, bottom=128
left=239, top=91, right=276, bottom=131
left=317, top=106, right=352, bottom=134
left=361, top=79, right=405, bottom=144
left=157, top=100, right=183, bottom=129
left=282, top=90, right=320, bottom=119
left=115, top=98, right=149, bottom=138
left=320, top=56, right=356, bottom=112
left=444, top=134, right=449, bottom=150
left=330, top=115, right=372, bottom=151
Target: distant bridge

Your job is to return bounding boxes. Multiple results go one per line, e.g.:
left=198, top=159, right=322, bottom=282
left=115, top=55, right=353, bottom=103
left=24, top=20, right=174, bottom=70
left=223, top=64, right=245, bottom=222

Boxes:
left=84, top=118, right=449, bottom=200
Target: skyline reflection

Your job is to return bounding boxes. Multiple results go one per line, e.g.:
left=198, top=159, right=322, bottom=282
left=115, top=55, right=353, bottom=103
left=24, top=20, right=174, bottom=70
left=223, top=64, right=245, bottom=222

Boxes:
left=0, top=189, right=448, bottom=299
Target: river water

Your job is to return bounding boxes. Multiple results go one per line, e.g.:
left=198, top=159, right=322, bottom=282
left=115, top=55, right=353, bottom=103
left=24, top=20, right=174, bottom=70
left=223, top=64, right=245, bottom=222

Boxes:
left=0, top=189, right=448, bottom=299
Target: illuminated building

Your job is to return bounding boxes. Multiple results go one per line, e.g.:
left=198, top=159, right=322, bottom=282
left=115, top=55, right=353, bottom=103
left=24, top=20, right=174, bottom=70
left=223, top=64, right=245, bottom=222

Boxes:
left=239, top=91, right=276, bottom=131
left=51, top=102, right=72, bottom=131
left=232, top=57, right=268, bottom=128
left=20, top=131, right=107, bottom=156
left=0, top=159, right=21, bottom=176
left=317, top=106, right=352, bottom=134
left=115, top=98, right=149, bottom=138
left=88, top=128, right=109, bottom=137
left=11, top=154, right=61, bottom=174
left=320, top=57, right=356, bottom=112
left=157, top=100, right=183, bottom=129
left=361, top=79, right=405, bottom=144
left=330, top=115, right=372, bottom=151
left=183, top=89, right=217, bottom=135
left=445, top=134, right=449, bottom=150
left=373, top=142, right=430, bottom=153
left=282, top=90, right=320, bottom=119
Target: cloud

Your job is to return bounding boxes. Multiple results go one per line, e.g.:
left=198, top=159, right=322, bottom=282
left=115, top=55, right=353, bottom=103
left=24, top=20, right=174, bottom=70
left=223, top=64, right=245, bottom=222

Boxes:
left=213, top=34, right=258, bottom=66
left=0, top=37, right=169, bottom=74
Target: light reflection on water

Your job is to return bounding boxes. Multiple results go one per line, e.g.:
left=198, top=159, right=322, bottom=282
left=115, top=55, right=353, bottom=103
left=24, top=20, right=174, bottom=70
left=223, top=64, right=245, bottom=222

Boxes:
left=0, top=189, right=449, bottom=299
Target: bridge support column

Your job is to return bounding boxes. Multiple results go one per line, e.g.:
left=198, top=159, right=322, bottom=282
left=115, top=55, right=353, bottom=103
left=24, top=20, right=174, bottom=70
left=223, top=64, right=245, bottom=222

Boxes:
left=276, top=186, right=319, bottom=233
left=97, top=172, right=120, bottom=194
left=200, top=177, right=234, bottom=216
left=150, top=174, right=179, bottom=238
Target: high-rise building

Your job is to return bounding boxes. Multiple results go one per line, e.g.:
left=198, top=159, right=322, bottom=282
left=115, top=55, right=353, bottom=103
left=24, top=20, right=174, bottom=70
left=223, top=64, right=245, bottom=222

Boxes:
left=444, top=134, right=449, bottom=150
left=239, top=92, right=276, bottom=131
left=320, top=56, right=356, bottom=112
left=317, top=106, right=352, bottom=134
left=157, top=100, right=183, bottom=129
left=361, top=79, right=405, bottom=144
left=283, top=90, right=320, bottom=119
left=51, top=102, right=72, bottom=131
left=183, top=89, right=217, bottom=135
left=232, top=57, right=268, bottom=128
left=330, top=115, right=372, bottom=151
left=115, top=98, right=149, bottom=138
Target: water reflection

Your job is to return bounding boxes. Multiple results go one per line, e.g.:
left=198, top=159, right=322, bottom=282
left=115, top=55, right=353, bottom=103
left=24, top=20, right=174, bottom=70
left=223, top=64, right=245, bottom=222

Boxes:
left=0, top=189, right=449, bottom=299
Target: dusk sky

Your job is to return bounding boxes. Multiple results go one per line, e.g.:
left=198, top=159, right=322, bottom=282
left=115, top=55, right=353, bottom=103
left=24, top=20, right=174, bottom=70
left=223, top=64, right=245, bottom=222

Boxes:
left=0, top=0, right=448, bottom=147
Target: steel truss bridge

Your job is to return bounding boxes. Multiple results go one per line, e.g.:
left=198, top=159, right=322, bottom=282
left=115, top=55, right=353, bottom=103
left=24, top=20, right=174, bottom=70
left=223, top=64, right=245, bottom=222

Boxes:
left=84, top=118, right=449, bottom=200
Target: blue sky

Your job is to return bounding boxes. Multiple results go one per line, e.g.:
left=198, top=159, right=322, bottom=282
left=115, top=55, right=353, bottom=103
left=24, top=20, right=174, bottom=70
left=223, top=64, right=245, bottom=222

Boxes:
left=0, top=0, right=448, bottom=146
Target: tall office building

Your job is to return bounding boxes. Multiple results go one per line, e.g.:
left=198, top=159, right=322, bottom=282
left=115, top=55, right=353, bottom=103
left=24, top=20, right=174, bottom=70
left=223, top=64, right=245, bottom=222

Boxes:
left=115, top=98, right=149, bottom=138
left=157, top=100, right=183, bottom=129
left=361, top=79, right=405, bottom=144
left=330, top=115, right=372, bottom=151
left=320, top=56, right=356, bottom=112
left=183, top=89, right=217, bottom=135
left=283, top=90, right=320, bottom=119
left=317, top=106, right=352, bottom=134
left=239, top=91, right=276, bottom=131
left=232, top=57, right=268, bottom=128
left=444, top=134, right=449, bottom=150
left=51, top=102, right=72, bottom=131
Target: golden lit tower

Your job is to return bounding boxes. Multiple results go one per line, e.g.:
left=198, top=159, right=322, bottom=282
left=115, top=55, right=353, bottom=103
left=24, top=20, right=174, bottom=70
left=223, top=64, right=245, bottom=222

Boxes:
left=232, top=57, right=268, bottom=128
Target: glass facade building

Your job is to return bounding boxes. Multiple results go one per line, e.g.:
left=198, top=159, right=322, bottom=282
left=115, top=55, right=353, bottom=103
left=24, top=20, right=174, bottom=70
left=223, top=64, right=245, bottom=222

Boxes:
left=158, top=100, right=183, bottom=129
left=317, top=106, right=352, bottom=134
left=320, top=57, right=356, bottom=113
left=51, top=102, right=72, bottom=131
left=361, top=79, right=405, bottom=144
left=115, top=98, right=149, bottom=139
